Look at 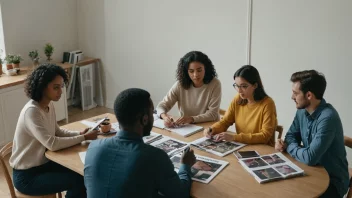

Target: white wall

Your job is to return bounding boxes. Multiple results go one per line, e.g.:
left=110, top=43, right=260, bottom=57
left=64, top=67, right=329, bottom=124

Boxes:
left=251, top=0, right=352, bottom=164
left=77, top=0, right=352, bottom=164
left=0, top=0, right=78, bottom=66
left=78, top=0, right=248, bottom=113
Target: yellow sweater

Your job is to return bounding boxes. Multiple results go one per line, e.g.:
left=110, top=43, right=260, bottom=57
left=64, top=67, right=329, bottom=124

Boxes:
left=211, top=94, right=277, bottom=146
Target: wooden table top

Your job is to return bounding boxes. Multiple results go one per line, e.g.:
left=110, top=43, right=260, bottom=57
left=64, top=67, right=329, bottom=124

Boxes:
left=46, top=113, right=329, bottom=198
left=0, top=58, right=99, bottom=89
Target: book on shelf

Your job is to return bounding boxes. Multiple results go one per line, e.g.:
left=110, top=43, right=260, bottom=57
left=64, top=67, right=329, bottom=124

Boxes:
left=238, top=152, right=305, bottom=183
left=190, top=137, right=246, bottom=157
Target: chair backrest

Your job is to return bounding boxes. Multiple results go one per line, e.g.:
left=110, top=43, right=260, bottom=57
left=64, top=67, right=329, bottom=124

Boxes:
left=276, top=125, right=283, bottom=139
left=0, top=142, right=16, bottom=198
left=344, top=136, right=352, bottom=198
left=219, top=109, right=226, bottom=117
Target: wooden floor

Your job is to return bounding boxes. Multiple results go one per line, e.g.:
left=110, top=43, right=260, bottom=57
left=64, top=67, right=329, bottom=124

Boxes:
left=0, top=106, right=113, bottom=197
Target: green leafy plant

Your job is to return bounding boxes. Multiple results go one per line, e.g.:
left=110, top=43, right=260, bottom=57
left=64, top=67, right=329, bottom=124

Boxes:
left=4, top=54, right=13, bottom=64
left=12, top=55, right=23, bottom=64
left=29, top=50, right=40, bottom=61
left=44, top=43, right=54, bottom=61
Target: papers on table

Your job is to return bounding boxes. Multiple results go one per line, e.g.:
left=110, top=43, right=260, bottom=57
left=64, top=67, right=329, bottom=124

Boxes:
left=142, top=131, right=163, bottom=144
left=171, top=154, right=229, bottom=184
left=239, top=152, right=305, bottom=183
left=190, top=137, right=246, bottom=157
left=153, top=119, right=203, bottom=137
left=79, top=151, right=86, bottom=165
left=149, top=136, right=189, bottom=157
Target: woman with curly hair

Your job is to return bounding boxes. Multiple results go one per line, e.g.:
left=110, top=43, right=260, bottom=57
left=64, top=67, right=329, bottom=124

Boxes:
left=9, top=63, right=98, bottom=197
left=204, top=65, right=278, bottom=146
left=156, top=51, right=221, bottom=127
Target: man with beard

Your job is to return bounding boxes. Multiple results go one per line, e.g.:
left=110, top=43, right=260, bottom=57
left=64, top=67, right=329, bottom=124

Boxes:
left=275, top=70, right=349, bottom=198
left=84, top=88, right=196, bottom=198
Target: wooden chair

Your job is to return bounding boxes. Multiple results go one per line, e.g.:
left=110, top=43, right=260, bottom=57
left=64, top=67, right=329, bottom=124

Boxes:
left=219, top=109, right=226, bottom=117
left=344, top=136, right=352, bottom=198
left=0, top=142, right=62, bottom=198
left=276, top=125, right=283, bottom=139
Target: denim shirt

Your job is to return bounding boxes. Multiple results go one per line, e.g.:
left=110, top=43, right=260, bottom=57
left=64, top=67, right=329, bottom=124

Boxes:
left=285, top=99, right=349, bottom=197
left=84, top=130, right=192, bottom=198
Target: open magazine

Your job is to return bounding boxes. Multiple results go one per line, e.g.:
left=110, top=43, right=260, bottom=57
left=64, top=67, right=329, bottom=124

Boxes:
left=190, top=137, right=246, bottom=157
left=143, top=131, right=163, bottom=144
left=149, top=136, right=189, bottom=157
left=170, top=154, right=229, bottom=184
left=239, top=152, right=305, bottom=183
left=153, top=119, right=203, bottom=137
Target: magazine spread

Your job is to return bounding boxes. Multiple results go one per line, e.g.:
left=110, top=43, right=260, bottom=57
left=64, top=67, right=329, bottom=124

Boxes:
left=170, top=154, right=229, bottom=184
left=150, top=136, right=189, bottom=156
left=143, top=131, right=163, bottom=144
left=239, top=152, right=305, bottom=183
left=190, top=137, right=246, bottom=157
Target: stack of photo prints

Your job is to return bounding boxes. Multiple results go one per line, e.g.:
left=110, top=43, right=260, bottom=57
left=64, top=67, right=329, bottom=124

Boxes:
left=190, top=137, right=246, bottom=157
left=144, top=134, right=230, bottom=183
left=238, top=153, right=305, bottom=183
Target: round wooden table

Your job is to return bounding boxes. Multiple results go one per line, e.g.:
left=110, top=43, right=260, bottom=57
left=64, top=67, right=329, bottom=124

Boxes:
left=46, top=113, right=329, bottom=198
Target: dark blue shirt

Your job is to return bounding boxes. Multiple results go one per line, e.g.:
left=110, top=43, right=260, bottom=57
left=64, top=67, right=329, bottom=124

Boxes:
left=285, top=99, right=349, bottom=197
left=84, top=130, right=192, bottom=198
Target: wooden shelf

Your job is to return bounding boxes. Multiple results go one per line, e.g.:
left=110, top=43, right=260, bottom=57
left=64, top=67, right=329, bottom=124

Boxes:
left=0, top=57, right=99, bottom=89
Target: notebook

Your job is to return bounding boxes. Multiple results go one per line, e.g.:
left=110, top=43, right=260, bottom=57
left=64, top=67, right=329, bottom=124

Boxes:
left=153, top=119, right=203, bottom=137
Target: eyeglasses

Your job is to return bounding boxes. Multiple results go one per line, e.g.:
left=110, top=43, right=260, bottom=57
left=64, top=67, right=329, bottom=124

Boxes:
left=233, top=83, right=250, bottom=90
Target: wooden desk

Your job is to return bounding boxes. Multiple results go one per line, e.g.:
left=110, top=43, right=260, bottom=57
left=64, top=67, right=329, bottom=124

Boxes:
left=46, top=113, right=329, bottom=198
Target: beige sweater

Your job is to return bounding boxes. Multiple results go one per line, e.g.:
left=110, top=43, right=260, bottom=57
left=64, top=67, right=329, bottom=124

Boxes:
left=10, top=100, right=85, bottom=170
left=156, top=78, right=221, bottom=123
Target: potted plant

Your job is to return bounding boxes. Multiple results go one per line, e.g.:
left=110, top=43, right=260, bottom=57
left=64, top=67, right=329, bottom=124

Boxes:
left=44, top=43, right=54, bottom=62
left=29, top=50, right=40, bottom=68
left=4, top=54, right=13, bottom=70
left=12, top=54, right=23, bottom=70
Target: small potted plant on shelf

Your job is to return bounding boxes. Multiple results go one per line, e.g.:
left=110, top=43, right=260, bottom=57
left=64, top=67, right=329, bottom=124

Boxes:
left=12, top=54, right=23, bottom=72
left=29, top=50, right=40, bottom=68
left=4, top=54, right=13, bottom=70
left=44, top=43, right=54, bottom=62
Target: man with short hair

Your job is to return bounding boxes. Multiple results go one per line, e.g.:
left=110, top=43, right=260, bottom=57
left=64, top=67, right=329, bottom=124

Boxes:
left=276, top=70, right=349, bottom=197
left=84, top=88, right=196, bottom=198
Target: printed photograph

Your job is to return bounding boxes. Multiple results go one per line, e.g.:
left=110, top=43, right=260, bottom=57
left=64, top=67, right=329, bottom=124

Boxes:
left=242, top=158, right=268, bottom=168
left=171, top=156, right=223, bottom=182
left=196, top=139, right=242, bottom=154
left=274, top=165, right=297, bottom=175
left=154, top=139, right=186, bottom=153
left=253, top=168, right=282, bottom=180
left=261, top=154, right=286, bottom=165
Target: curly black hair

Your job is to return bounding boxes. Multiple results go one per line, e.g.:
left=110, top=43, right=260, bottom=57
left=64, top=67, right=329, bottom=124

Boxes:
left=176, top=51, right=217, bottom=89
left=24, top=63, right=68, bottom=102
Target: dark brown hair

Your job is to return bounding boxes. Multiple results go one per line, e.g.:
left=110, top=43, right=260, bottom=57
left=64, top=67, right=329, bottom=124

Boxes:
left=234, top=65, right=268, bottom=105
left=290, top=70, right=326, bottom=100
